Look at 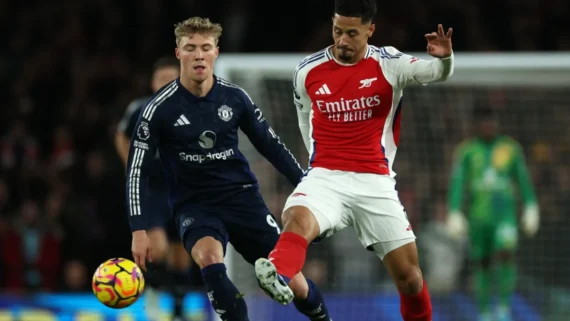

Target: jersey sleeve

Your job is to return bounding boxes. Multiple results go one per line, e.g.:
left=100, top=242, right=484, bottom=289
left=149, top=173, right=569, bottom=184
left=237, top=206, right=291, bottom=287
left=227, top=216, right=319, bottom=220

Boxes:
left=125, top=100, right=164, bottom=232
left=377, top=46, right=454, bottom=89
left=293, top=63, right=313, bottom=152
left=448, top=141, right=468, bottom=212
left=512, top=140, right=537, bottom=206
left=118, top=98, right=145, bottom=138
left=238, top=90, right=306, bottom=186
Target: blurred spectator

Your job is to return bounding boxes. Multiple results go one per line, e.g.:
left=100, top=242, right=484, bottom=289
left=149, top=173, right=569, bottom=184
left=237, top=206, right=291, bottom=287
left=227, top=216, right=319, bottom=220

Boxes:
left=0, top=177, right=12, bottom=216
left=0, top=199, right=61, bottom=292
left=62, top=260, right=90, bottom=292
left=49, top=126, right=75, bottom=171
left=1, top=121, right=38, bottom=174
left=417, top=200, right=466, bottom=295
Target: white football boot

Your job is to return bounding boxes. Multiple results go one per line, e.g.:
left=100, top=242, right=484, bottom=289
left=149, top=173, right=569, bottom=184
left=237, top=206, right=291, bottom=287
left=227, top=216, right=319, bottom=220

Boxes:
left=255, top=258, right=294, bottom=305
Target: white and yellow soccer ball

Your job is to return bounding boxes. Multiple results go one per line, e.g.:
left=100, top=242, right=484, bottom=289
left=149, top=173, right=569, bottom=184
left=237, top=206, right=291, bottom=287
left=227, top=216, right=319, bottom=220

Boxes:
left=92, top=258, right=145, bottom=308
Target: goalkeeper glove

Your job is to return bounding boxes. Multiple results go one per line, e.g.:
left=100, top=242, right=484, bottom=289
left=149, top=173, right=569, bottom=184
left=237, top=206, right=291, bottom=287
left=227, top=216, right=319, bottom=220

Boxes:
left=521, top=204, right=539, bottom=237
left=446, top=210, right=468, bottom=240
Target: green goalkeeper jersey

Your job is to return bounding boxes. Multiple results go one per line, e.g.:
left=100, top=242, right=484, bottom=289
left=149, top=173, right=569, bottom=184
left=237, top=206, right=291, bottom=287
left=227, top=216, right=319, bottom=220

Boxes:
left=448, top=135, right=537, bottom=221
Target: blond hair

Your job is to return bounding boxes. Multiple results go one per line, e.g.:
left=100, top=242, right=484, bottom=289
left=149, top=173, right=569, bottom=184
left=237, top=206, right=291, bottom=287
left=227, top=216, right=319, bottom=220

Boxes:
left=174, top=17, right=223, bottom=46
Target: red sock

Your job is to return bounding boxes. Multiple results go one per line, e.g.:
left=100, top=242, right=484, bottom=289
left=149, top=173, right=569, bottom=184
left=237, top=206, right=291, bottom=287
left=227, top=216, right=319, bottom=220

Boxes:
left=268, top=232, right=308, bottom=279
left=400, top=280, right=432, bottom=321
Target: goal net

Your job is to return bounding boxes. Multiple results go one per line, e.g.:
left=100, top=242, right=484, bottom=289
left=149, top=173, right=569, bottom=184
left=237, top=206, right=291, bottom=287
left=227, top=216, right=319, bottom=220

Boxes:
left=216, top=52, right=570, bottom=321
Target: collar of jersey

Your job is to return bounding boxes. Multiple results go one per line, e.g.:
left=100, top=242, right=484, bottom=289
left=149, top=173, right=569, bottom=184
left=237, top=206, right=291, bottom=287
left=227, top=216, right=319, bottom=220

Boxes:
left=175, top=76, right=220, bottom=103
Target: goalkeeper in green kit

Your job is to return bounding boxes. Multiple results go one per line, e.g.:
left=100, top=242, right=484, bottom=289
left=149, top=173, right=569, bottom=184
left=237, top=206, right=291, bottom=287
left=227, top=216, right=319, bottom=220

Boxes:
left=446, top=106, right=539, bottom=321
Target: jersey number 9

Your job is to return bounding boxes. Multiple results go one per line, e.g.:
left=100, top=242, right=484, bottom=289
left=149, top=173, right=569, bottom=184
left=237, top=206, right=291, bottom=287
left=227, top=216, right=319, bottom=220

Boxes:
left=266, top=214, right=281, bottom=234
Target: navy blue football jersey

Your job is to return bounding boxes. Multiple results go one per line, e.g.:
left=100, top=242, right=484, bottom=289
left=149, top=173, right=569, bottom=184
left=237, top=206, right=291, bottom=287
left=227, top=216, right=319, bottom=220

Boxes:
left=126, top=76, right=305, bottom=231
left=118, top=97, right=149, bottom=139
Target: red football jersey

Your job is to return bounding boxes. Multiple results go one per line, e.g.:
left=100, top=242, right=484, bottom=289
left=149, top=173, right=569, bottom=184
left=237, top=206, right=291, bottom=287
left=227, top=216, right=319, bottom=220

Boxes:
left=294, top=45, right=454, bottom=176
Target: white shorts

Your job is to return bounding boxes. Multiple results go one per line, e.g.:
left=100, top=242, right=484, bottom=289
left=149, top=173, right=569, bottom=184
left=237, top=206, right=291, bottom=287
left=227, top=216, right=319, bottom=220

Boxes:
left=284, top=167, right=416, bottom=254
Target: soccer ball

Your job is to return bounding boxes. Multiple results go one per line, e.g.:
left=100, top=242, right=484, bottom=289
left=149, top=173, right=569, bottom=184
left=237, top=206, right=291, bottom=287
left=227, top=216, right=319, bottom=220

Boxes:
left=92, top=258, right=145, bottom=308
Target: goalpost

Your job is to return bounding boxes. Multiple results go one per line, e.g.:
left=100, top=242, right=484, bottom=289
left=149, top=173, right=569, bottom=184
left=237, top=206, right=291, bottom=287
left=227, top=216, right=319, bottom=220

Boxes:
left=214, top=52, right=570, bottom=321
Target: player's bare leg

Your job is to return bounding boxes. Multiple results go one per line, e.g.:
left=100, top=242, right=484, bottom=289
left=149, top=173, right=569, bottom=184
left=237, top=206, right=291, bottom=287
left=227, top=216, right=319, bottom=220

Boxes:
left=191, top=236, right=225, bottom=268
left=378, top=241, right=432, bottom=321
left=145, top=227, right=170, bottom=321
left=255, top=206, right=319, bottom=302
left=288, top=272, right=309, bottom=298
left=280, top=205, right=322, bottom=241
left=191, top=236, right=249, bottom=321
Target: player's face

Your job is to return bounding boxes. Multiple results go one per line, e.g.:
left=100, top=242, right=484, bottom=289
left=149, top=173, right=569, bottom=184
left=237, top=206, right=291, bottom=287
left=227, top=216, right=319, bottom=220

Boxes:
left=151, top=66, right=180, bottom=93
left=332, top=14, right=375, bottom=64
left=479, top=118, right=498, bottom=140
left=175, top=33, right=219, bottom=83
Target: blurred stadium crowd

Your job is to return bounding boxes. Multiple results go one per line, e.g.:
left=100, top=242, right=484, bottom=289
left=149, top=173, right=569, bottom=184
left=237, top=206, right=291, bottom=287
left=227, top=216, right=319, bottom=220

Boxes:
left=0, top=0, right=569, bottom=298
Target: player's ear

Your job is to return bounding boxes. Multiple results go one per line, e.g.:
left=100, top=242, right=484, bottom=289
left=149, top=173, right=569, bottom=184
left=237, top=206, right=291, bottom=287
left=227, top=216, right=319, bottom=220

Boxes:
left=368, top=23, right=375, bottom=37
left=175, top=47, right=180, bottom=59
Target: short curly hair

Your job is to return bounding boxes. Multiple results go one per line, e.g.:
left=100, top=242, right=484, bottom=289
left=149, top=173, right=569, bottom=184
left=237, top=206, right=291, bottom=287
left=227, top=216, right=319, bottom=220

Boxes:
left=174, top=17, right=223, bottom=46
left=334, top=0, right=377, bottom=24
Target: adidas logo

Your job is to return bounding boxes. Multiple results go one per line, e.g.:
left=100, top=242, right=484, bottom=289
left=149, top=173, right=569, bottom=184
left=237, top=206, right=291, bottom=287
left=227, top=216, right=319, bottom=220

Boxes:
left=174, top=114, right=190, bottom=126
left=315, top=84, right=331, bottom=95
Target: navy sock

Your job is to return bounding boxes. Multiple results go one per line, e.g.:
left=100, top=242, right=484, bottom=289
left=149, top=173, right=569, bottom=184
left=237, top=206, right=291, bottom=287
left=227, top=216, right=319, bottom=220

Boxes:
left=201, top=263, right=249, bottom=321
left=171, top=271, right=187, bottom=318
left=145, top=261, right=169, bottom=289
left=293, top=279, right=331, bottom=321
left=172, top=283, right=184, bottom=318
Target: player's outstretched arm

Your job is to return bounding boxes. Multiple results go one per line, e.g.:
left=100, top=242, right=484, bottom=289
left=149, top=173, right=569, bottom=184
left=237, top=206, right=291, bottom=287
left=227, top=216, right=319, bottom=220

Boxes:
left=238, top=92, right=305, bottom=186
left=513, top=140, right=540, bottom=236
left=380, top=24, right=454, bottom=88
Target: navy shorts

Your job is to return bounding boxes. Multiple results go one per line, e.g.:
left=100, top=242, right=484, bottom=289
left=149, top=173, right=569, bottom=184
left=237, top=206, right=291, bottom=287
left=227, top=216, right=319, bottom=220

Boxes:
left=175, top=189, right=280, bottom=265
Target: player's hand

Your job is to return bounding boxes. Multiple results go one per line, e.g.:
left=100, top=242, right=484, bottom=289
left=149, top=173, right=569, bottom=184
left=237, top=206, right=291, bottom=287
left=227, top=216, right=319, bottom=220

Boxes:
left=446, top=210, right=468, bottom=240
left=425, top=24, right=453, bottom=58
left=521, top=205, right=540, bottom=237
left=132, top=230, right=152, bottom=271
